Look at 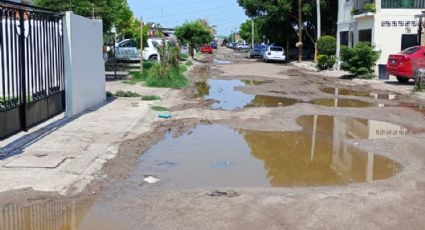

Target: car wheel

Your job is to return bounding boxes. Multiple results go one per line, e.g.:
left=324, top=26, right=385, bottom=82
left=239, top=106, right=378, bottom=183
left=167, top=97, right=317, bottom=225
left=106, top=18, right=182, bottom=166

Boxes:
left=396, top=76, right=410, bottom=83
left=149, top=55, right=158, bottom=61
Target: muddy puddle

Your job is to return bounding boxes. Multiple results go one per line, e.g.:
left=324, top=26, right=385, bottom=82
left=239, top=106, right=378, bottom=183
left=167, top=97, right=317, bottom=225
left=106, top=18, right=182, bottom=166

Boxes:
left=132, top=115, right=408, bottom=188
left=196, top=79, right=297, bottom=110
left=313, top=98, right=379, bottom=108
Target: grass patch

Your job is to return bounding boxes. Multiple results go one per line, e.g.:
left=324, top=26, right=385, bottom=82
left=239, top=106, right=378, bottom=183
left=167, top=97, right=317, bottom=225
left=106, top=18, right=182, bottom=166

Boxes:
left=122, top=61, right=156, bottom=85
left=150, top=105, right=169, bottom=111
left=142, top=95, right=161, bottom=101
left=145, top=64, right=188, bottom=89
left=114, top=90, right=141, bottom=98
left=185, top=60, right=193, bottom=66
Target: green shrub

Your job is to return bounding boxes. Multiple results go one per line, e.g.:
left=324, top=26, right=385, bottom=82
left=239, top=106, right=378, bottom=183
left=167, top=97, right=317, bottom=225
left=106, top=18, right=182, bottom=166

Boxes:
left=145, top=64, right=188, bottom=89
left=114, top=90, right=141, bottom=97
left=340, top=42, right=380, bottom=77
left=317, top=36, right=336, bottom=56
left=317, top=55, right=336, bottom=70
left=123, top=61, right=155, bottom=85
left=317, top=55, right=329, bottom=70
left=364, top=3, right=376, bottom=13
left=185, top=60, right=193, bottom=66
left=142, top=95, right=161, bottom=101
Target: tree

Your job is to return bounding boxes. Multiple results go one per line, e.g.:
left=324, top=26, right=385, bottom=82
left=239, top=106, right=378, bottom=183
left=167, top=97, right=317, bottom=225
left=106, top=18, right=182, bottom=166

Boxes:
left=237, top=0, right=337, bottom=61
left=239, top=19, right=260, bottom=43
left=175, top=21, right=213, bottom=58
left=33, top=0, right=133, bottom=35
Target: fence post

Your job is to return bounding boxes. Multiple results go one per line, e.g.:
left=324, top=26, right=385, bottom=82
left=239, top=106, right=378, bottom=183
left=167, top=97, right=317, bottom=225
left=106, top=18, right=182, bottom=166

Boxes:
left=19, top=10, right=27, bottom=130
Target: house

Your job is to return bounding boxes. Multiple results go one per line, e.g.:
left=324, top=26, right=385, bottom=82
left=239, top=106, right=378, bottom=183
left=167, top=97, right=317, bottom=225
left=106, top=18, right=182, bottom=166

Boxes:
left=337, top=0, right=425, bottom=75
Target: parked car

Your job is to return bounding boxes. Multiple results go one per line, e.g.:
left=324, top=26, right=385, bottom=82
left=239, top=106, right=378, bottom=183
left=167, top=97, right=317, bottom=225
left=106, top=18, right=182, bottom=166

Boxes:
left=210, top=42, right=218, bottom=49
left=200, top=44, right=213, bottom=54
left=237, top=43, right=250, bottom=51
left=250, top=45, right=266, bottom=58
left=262, top=46, right=286, bottom=63
left=142, top=38, right=165, bottom=61
left=387, top=46, right=425, bottom=83
left=231, top=42, right=238, bottom=50
left=114, top=39, right=141, bottom=62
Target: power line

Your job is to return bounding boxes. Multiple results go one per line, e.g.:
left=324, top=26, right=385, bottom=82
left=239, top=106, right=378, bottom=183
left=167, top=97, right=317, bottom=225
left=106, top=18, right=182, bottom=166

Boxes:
left=143, top=0, right=215, bottom=11
left=144, top=3, right=234, bottom=19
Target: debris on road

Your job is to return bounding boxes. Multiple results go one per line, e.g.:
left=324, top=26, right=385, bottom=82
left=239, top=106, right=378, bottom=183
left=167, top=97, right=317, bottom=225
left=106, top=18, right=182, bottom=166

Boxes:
left=159, top=113, right=172, bottom=119
left=143, top=176, right=160, bottom=184
left=207, top=190, right=240, bottom=198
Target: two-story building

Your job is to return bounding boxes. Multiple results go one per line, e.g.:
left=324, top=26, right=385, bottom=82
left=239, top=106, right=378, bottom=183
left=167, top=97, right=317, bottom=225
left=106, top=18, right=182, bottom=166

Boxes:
left=337, top=0, right=425, bottom=75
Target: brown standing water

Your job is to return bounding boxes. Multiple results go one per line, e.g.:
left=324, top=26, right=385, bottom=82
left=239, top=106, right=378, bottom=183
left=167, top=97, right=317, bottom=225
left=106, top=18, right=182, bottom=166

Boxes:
left=196, top=79, right=298, bottom=110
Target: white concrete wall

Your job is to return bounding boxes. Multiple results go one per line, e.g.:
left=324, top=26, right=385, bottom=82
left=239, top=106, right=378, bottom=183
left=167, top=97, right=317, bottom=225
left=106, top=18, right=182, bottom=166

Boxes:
left=64, top=12, right=105, bottom=117
left=337, top=1, right=424, bottom=68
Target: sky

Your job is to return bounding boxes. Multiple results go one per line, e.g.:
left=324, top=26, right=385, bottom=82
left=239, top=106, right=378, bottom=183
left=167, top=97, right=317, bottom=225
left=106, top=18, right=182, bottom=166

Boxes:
left=128, top=0, right=248, bottom=36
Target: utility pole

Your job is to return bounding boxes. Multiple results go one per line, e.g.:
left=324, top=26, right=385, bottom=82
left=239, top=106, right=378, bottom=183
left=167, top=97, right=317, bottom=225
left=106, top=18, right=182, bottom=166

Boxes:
left=298, top=0, right=303, bottom=63
left=251, top=19, right=255, bottom=47
left=92, top=3, right=95, bottom=19
left=140, top=17, right=144, bottom=74
left=314, top=0, right=321, bottom=63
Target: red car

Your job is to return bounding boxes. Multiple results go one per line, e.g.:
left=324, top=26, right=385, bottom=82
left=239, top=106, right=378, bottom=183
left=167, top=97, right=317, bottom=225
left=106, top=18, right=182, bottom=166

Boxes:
left=200, top=44, right=213, bottom=54
left=387, top=46, right=425, bottom=83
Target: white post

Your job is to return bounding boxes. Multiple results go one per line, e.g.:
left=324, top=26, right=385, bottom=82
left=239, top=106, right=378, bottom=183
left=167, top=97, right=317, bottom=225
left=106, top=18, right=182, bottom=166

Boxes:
left=140, top=17, right=144, bottom=74
left=251, top=19, right=255, bottom=47
left=316, top=0, right=321, bottom=39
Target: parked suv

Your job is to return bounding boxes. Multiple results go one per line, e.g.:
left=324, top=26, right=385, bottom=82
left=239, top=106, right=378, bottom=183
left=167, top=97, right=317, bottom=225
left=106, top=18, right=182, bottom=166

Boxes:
left=114, top=39, right=141, bottom=62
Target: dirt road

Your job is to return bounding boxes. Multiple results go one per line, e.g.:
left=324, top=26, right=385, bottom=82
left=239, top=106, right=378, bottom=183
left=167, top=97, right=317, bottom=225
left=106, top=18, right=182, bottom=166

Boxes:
left=1, top=47, right=425, bottom=230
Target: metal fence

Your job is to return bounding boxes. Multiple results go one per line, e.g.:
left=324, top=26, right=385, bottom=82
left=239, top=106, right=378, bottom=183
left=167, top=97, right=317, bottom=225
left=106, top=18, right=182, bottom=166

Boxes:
left=0, top=0, right=65, bottom=140
left=382, top=0, right=425, bottom=8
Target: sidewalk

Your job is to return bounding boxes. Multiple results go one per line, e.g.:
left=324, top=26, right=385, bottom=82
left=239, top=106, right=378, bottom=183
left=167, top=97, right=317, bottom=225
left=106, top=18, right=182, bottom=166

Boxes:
left=0, top=87, right=180, bottom=195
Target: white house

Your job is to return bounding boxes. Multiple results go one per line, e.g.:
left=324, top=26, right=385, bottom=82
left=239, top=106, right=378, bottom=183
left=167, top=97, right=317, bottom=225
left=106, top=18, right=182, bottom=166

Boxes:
left=337, top=0, right=425, bottom=76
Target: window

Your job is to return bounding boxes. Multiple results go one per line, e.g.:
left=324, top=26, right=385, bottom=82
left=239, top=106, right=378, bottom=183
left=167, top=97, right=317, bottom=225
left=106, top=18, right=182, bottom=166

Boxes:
left=270, top=47, right=283, bottom=51
left=382, top=0, right=425, bottom=9
left=359, top=29, right=372, bottom=44
left=401, top=46, right=420, bottom=54
left=340, top=31, right=349, bottom=46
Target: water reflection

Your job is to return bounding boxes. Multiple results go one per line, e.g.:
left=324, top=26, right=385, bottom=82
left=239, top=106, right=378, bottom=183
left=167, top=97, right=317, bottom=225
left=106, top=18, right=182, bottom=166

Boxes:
left=196, top=79, right=296, bottom=110
left=0, top=201, right=81, bottom=230
left=313, top=98, right=378, bottom=108
left=135, top=115, right=408, bottom=188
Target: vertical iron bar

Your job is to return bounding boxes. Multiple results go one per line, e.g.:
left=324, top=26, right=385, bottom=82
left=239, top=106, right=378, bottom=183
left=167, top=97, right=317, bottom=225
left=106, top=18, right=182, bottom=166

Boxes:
left=29, top=13, right=35, bottom=102
left=43, top=14, right=48, bottom=96
left=5, top=10, right=10, bottom=105
left=19, top=9, right=27, bottom=130
left=36, top=14, right=41, bottom=97
left=12, top=10, right=18, bottom=105
left=0, top=8, right=5, bottom=110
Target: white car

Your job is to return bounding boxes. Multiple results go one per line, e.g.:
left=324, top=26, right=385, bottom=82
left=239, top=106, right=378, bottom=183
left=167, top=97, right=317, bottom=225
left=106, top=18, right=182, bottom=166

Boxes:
left=143, top=38, right=164, bottom=61
left=262, top=46, right=286, bottom=63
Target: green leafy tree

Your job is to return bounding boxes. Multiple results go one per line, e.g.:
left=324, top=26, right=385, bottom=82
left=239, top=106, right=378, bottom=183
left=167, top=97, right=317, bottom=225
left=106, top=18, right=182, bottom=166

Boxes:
left=340, top=42, right=380, bottom=77
left=237, top=0, right=338, bottom=60
left=175, top=21, right=213, bottom=58
left=34, top=0, right=133, bottom=35
left=239, top=19, right=260, bottom=43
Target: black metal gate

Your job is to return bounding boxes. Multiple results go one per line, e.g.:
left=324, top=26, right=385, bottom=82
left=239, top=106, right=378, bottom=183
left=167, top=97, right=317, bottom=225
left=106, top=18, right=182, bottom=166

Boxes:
left=0, top=1, right=65, bottom=140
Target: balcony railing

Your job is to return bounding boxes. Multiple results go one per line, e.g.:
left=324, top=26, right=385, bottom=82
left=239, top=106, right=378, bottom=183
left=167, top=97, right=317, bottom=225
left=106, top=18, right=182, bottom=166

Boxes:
left=352, top=1, right=376, bottom=15
left=382, top=0, right=425, bottom=8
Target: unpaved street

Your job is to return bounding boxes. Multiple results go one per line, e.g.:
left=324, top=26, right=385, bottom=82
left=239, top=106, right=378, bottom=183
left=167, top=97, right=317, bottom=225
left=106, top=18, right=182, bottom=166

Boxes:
left=1, top=47, right=425, bottom=230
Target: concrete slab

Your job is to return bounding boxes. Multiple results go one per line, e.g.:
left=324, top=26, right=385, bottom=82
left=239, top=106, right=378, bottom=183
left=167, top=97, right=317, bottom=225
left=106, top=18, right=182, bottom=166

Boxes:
left=4, top=154, right=72, bottom=169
